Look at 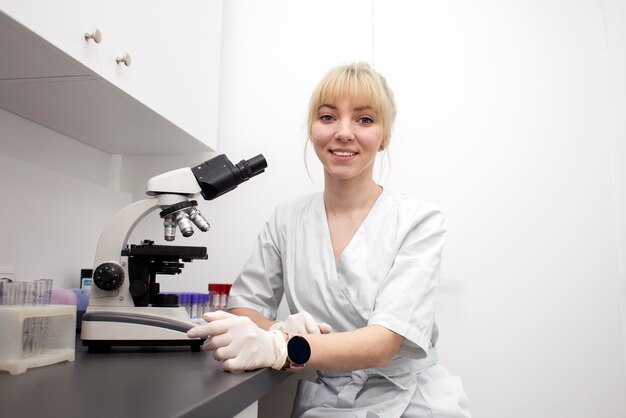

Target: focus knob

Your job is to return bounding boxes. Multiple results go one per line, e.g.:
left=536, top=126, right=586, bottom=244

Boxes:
left=93, top=262, right=124, bottom=291
left=129, top=280, right=148, bottom=297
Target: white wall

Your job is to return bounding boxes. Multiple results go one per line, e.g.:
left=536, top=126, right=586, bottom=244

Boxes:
left=372, top=2, right=626, bottom=417
left=603, top=0, right=626, bottom=386
left=0, top=108, right=132, bottom=288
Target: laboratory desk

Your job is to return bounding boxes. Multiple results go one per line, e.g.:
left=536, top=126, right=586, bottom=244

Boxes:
left=0, top=337, right=294, bottom=418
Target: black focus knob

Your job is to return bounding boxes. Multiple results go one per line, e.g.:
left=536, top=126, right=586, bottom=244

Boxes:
left=93, top=262, right=124, bottom=291
left=129, top=280, right=148, bottom=297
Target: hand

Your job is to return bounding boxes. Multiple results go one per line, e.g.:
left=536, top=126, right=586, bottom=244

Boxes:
left=187, top=311, right=287, bottom=371
left=270, top=311, right=332, bottom=334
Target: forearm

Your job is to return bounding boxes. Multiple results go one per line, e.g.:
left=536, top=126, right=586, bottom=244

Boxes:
left=229, top=307, right=275, bottom=330
left=190, top=311, right=404, bottom=373
left=302, top=325, right=403, bottom=372
left=227, top=309, right=403, bottom=371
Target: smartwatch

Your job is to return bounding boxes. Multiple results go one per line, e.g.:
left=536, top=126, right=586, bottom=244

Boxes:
left=283, top=334, right=311, bottom=369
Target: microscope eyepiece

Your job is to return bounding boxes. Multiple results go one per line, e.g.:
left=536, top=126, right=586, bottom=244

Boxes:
left=193, top=154, right=267, bottom=200
left=236, top=154, right=267, bottom=181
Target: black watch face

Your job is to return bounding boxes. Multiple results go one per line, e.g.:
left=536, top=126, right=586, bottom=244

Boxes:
left=288, top=335, right=311, bottom=365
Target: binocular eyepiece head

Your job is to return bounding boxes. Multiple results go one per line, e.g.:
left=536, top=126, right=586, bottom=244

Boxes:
left=193, top=154, right=267, bottom=201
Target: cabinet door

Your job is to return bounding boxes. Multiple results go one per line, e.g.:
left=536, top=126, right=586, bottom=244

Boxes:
left=100, top=0, right=222, bottom=151
left=0, top=0, right=107, bottom=76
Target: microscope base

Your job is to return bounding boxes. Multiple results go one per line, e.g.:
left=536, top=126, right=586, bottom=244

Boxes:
left=80, top=306, right=204, bottom=351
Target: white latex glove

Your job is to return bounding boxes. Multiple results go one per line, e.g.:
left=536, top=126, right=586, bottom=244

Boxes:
left=187, top=310, right=287, bottom=372
left=270, top=311, right=332, bottom=335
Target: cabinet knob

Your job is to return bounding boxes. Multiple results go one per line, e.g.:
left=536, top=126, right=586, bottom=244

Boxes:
left=84, top=29, right=102, bottom=44
left=116, top=53, right=132, bottom=67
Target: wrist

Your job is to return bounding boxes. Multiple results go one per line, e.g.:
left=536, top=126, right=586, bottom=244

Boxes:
left=269, top=321, right=283, bottom=331
left=268, top=330, right=288, bottom=370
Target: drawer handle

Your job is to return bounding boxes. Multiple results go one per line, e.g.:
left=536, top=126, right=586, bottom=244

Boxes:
left=116, top=53, right=132, bottom=67
left=84, top=29, right=102, bottom=44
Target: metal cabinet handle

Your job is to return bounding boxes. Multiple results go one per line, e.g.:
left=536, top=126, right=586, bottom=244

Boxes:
left=116, top=53, right=132, bottom=67
left=84, top=29, right=102, bottom=44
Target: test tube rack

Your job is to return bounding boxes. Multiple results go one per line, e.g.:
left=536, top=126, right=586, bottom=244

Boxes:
left=0, top=305, right=76, bottom=375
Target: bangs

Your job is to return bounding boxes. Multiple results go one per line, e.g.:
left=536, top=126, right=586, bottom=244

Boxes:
left=312, top=68, right=386, bottom=116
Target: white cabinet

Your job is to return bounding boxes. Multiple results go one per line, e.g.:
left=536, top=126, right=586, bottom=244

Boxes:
left=0, top=0, right=222, bottom=154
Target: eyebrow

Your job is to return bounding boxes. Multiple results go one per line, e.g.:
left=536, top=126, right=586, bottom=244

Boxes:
left=317, top=104, right=375, bottom=112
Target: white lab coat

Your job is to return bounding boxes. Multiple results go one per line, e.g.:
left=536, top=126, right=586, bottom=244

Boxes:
left=228, top=191, right=471, bottom=417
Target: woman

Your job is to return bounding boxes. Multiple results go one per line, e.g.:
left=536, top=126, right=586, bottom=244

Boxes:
left=188, top=62, right=471, bottom=417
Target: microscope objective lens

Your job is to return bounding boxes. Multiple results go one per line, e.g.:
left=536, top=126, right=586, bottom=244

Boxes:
left=164, top=217, right=176, bottom=241
left=175, top=212, right=194, bottom=237
left=189, top=208, right=210, bottom=232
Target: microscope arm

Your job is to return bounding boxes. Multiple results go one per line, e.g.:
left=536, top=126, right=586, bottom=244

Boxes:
left=90, top=194, right=189, bottom=304
left=94, top=199, right=155, bottom=267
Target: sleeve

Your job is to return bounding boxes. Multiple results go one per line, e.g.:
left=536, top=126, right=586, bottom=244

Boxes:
left=226, top=208, right=284, bottom=320
left=367, top=204, right=446, bottom=359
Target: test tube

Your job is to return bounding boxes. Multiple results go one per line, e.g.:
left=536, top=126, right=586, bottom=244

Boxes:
left=187, top=293, right=193, bottom=318
left=11, top=283, right=26, bottom=355
left=181, top=293, right=190, bottom=316
left=32, top=281, right=43, bottom=354
left=24, top=282, right=37, bottom=355
left=0, top=281, right=22, bottom=305
left=220, top=284, right=232, bottom=310
left=190, top=293, right=199, bottom=319
left=33, top=279, right=53, bottom=354
left=41, top=279, right=53, bottom=304
left=201, top=293, right=208, bottom=316
left=210, top=284, right=221, bottom=311
left=0, top=278, right=11, bottom=305
left=35, top=280, right=46, bottom=306
left=4, top=281, right=14, bottom=305
left=207, top=284, right=214, bottom=312
left=25, top=281, right=36, bottom=306
left=14, top=282, right=26, bottom=306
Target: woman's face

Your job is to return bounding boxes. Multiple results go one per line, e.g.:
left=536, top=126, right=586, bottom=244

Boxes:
left=310, top=96, right=384, bottom=183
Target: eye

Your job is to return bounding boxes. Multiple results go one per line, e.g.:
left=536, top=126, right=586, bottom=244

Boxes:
left=320, top=114, right=335, bottom=122
left=357, top=116, right=374, bottom=125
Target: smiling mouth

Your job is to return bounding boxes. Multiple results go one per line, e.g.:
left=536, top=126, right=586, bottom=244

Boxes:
left=330, top=150, right=357, bottom=157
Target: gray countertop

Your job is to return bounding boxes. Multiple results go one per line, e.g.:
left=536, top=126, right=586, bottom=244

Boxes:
left=0, top=337, right=293, bottom=418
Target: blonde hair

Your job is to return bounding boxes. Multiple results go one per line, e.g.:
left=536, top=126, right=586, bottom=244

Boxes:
left=307, top=62, right=396, bottom=149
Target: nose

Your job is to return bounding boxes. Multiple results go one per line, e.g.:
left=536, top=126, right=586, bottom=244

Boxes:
left=335, top=119, right=354, bottom=142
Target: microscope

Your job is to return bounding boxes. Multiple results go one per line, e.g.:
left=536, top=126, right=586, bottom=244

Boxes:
left=81, top=154, right=267, bottom=351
